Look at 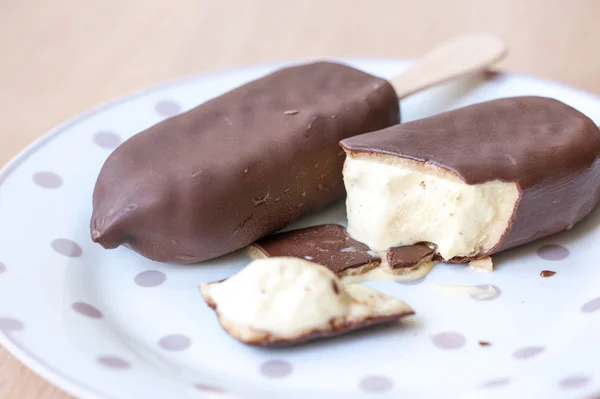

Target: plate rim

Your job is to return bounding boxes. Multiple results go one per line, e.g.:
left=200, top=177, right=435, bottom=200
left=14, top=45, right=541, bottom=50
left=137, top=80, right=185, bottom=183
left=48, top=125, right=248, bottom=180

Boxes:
left=1, top=57, right=599, bottom=399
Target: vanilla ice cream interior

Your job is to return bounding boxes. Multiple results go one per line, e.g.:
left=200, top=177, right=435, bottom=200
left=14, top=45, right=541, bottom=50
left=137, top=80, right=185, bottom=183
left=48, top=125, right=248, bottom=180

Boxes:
left=343, top=152, right=520, bottom=260
left=200, top=257, right=412, bottom=340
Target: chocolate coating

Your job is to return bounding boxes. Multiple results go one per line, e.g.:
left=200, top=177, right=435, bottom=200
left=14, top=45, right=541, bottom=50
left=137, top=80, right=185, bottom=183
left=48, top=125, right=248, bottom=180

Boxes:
left=341, top=96, right=600, bottom=259
left=387, top=244, right=434, bottom=269
left=91, top=62, right=400, bottom=263
left=252, top=224, right=380, bottom=273
left=228, top=313, right=410, bottom=348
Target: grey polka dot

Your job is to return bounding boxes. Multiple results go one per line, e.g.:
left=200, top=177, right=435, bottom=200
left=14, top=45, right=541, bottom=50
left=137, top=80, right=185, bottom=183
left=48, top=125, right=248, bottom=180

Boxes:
left=359, top=375, right=393, bottom=393
left=432, top=332, right=466, bottom=349
left=134, top=270, right=166, bottom=287
left=559, top=376, right=590, bottom=389
left=537, top=244, right=569, bottom=261
left=72, top=302, right=103, bottom=319
left=513, top=346, right=545, bottom=359
left=158, top=334, right=191, bottom=351
left=482, top=378, right=510, bottom=388
left=582, top=296, right=600, bottom=313
left=0, top=262, right=5, bottom=274
left=194, top=384, right=224, bottom=393
left=470, top=284, right=501, bottom=301
left=51, top=238, right=82, bottom=257
left=155, top=100, right=182, bottom=118
left=33, top=171, right=62, bottom=189
left=93, top=131, right=122, bottom=149
left=260, top=360, right=293, bottom=378
left=396, top=277, right=426, bottom=285
left=97, top=356, right=130, bottom=369
left=0, top=317, right=23, bottom=332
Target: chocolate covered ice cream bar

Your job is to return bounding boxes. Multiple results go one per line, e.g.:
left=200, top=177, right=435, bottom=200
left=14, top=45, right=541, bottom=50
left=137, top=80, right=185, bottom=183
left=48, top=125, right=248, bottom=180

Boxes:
left=340, top=96, right=600, bottom=262
left=91, top=62, right=400, bottom=263
left=200, top=257, right=414, bottom=347
left=250, top=224, right=437, bottom=283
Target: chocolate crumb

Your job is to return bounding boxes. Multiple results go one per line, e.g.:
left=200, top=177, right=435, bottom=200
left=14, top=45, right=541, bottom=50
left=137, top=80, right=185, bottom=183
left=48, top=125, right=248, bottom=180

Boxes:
left=284, top=110, right=299, bottom=115
left=419, top=181, right=426, bottom=189
left=479, top=341, right=491, bottom=346
left=540, top=270, right=556, bottom=277
left=331, top=280, right=340, bottom=295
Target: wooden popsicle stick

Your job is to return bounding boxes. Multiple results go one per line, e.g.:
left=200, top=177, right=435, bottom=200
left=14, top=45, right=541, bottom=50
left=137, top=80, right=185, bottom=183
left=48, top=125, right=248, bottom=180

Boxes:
left=391, top=34, right=507, bottom=99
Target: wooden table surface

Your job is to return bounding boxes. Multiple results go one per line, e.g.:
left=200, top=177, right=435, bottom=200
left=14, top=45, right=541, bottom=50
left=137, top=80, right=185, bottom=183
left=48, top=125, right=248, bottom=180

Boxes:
left=1, top=0, right=600, bottom=397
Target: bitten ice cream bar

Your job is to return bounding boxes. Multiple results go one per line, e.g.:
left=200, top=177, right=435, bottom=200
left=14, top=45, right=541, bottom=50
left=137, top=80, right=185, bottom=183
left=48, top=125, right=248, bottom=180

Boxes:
left=90, top=62, right=399, bottom=263
left=340, top=96, right=600, bottom=262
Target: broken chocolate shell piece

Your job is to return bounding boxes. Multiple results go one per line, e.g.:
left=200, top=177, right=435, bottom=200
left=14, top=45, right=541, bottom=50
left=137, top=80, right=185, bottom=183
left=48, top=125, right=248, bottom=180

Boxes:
left=387, top=244, right=435, bottom=269
left=341, top=244, right=438, bottom=284
left=250, top=224, right=380, bottom=273
left=251, top=224, right=438, bottom=283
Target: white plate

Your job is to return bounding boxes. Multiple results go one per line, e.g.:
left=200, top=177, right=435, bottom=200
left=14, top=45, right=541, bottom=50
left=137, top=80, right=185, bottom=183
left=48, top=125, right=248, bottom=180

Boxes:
left=1, top=59, right=600, bottom=399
